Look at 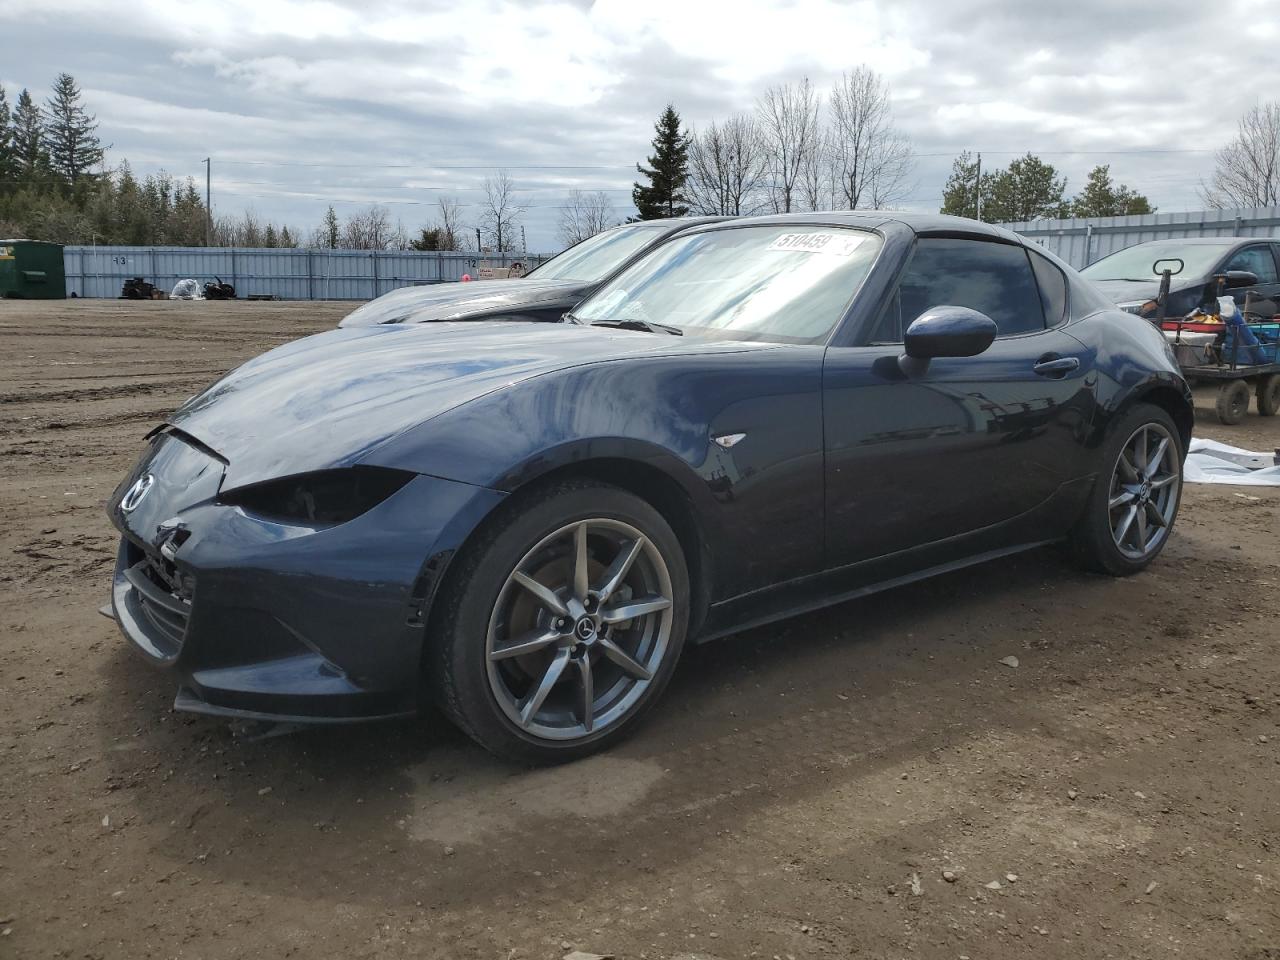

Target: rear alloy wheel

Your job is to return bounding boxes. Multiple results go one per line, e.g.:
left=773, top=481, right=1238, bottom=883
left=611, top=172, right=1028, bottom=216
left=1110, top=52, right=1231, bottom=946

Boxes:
left=429, top=481, right=689, bottom=762
left=1106, top=421, right=1181, bottom=562
left=1256, top=374, right=1280, bottom=417
left=1215, top=380, right=1250, bottom=425
left=1071, top=404, right=1183, bottom=576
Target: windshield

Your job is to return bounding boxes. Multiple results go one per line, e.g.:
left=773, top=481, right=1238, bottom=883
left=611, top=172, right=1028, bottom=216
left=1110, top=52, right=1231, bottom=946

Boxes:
left=528, top=223, right=670, bottom=282
left=1081, top=241, right=1229, bottom=281
left=573, top=225, right=882, bottom=343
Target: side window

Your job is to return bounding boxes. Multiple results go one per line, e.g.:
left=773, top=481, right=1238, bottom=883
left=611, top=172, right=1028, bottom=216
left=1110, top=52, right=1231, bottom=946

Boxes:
left=873, top=238, right=1046, bottom=342
left=1029, top=251, right=1068, bottom=326
left=1224, top=245, right=1279, bottom=284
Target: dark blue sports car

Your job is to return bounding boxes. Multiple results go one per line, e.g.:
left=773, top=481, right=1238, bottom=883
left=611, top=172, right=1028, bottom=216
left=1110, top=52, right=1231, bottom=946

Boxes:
left=107, top=213, right=1192, bottom=762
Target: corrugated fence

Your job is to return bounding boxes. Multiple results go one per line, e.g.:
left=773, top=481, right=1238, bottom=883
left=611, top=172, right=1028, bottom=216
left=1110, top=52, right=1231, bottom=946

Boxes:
left=998, top=205, right=1280, bottom=270
left=63, top=205, right=1280, bottom=297
left=63, top=247, right=550, bottom=300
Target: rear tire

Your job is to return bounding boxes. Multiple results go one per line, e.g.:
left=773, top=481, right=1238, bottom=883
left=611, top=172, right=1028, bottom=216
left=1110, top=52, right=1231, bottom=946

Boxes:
left=1215, top=380, right=1250, bottom=424
left=1071, top=403, right=1183, bottom=577
left=426, top=480, right=690, bottom=764
left=1256, top=374, right=1280, bottom=417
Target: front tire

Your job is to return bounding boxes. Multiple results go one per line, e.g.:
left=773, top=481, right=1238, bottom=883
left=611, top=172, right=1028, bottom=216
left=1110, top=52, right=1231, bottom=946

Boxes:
left=1071, top=403, right=1184, bottom=577
left=427, top=480, right=690, bottom=763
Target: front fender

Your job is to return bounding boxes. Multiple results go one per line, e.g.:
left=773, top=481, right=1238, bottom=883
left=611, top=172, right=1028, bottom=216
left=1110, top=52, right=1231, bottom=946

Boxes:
left=360, top=348, right=828, bottom=602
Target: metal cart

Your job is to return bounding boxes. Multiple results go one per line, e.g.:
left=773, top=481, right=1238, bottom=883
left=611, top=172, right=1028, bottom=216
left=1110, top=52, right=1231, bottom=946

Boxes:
left=1149, top=262, right=1280, bottom=425
left=1163, top=316, right=1280, bottom=425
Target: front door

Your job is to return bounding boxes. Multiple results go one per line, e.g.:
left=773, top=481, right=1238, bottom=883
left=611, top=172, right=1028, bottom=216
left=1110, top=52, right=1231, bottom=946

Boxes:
left=1221, top=243, right=1280, bottom=317
left=822, top=238, right=1097, bottom=569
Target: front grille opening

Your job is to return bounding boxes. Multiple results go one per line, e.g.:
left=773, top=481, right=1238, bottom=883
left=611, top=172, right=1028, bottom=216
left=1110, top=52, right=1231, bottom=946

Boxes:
left=137, top=550, right=194, bottom=603
left=121, top=537, right=194, bottom=655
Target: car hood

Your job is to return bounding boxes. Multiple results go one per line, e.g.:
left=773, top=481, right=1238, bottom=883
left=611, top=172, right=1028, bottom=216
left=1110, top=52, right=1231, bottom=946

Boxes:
left=168, top=321, right=763, bottom=490
left=338, top=278, right=587, bottom=327
left=1088, top=277, right=1198, bottom=304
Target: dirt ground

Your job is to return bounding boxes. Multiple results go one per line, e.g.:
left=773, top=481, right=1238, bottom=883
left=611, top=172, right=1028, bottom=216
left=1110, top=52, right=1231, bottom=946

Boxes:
left=1, top=299, right=1278, bottom=960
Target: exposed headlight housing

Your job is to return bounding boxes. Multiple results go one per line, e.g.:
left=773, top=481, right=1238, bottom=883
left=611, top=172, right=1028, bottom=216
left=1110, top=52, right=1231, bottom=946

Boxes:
left=1117, top=300, right=1156, bottom=316
left=218, top=466, right=415, bottom=526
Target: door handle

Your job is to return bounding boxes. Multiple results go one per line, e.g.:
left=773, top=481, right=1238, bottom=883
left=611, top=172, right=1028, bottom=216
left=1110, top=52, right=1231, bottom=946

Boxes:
left=1033, top=355, right=1080, bottom=378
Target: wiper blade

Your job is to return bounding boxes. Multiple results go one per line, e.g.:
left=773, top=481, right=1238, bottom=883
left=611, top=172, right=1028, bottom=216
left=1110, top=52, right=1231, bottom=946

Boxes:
left=589, top=318, right=683, bottom=336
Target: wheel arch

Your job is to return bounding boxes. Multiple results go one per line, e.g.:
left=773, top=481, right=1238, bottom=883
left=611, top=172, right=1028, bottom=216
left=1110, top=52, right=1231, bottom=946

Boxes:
left=1099, top=374, right=1193, bottom=455
left=1126, top=382, right=1194, bottom=452
left=417, top=453, right=715, bottom=661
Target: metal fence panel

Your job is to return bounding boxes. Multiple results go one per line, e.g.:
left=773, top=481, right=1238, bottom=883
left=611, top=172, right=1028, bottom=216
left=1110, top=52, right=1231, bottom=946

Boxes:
left=997, top=205, right=1280, bottom=270
left=63, top=246, right=549, bottom=300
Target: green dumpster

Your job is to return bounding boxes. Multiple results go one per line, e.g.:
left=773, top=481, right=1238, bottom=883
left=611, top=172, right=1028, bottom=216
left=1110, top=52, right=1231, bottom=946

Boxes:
left=0, top=240, right=66, bottom=299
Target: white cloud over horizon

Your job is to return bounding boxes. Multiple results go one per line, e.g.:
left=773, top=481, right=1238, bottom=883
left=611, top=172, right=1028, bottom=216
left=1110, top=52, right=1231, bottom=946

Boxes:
left=2, top=0, right=1277, bottom=250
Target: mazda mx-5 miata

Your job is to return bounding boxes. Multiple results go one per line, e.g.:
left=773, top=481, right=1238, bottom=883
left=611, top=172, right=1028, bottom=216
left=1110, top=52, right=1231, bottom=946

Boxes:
left=107, top=213, right=1193, bottom=762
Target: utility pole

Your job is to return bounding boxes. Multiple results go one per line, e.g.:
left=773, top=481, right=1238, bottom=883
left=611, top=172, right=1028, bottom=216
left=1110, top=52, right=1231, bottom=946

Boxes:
left=475, top=227, right=482, bottom=252
left=203, top=157, right=212, bottom=247
left=974, top=152, right=982, bottom=222
left=520, top=225, right=526, bottom=255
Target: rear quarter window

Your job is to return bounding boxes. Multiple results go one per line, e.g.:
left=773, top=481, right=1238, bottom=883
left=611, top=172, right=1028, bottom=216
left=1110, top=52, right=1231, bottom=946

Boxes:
left=1029, top=251, right=1068, bottom=326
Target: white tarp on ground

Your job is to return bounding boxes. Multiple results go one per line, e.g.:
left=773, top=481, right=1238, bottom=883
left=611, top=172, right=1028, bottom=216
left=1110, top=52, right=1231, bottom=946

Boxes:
left=1185, top=439, right=1280, bottom=485
left=170, top=278, right=203, bottom=300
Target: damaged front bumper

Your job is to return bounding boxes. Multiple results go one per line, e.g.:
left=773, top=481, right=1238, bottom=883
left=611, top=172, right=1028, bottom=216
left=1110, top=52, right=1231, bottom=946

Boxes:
left=105, top=430, right=505, bottom=723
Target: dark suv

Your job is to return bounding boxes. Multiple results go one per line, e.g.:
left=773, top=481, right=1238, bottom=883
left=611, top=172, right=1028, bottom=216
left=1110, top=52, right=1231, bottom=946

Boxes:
left=1081, top=237, right=1280, bottom=319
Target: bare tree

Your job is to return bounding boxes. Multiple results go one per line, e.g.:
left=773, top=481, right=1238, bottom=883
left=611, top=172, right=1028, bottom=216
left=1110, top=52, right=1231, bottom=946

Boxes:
left=687, top=114, right=770, bottom=216
left=1201, top=102, right=1280, bottom=208
left=558, top=189, right=616, bottom=246
left=479, top=170, right=526, bottom=252
left=800, top=124, right=832, bottom=212
left=342, top=204, right=401, bottom=249
left=827, top=67, right=914, bottom=210
left=757, top=78, right=821, bottom=213
left=436, top=195, right=465, bottom=250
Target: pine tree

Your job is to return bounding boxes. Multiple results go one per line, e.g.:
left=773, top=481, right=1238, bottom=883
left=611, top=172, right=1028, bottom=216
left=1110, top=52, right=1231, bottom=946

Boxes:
left=940, top=151, right=981, bottom=219
left=11, top=89, right=47, bottom=180
left=632, top=104, right=690, bottom=219
left=44, top=73, right=104, bottom=185
left=0, top=85, right=14, bottom=188
left=981, top=153, right=1069, bottom=223
left=321, top=205, right=340, bottom=248
left=410, top=226, right=445, bottom=250
left=1070, top=165, right=1154, bottom=218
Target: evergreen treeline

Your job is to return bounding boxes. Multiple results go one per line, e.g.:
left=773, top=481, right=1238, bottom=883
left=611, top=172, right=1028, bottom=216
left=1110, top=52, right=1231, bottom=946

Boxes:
left=0, top=73, right=305, bottom=246
left=0, top=74, right=229, bottom=245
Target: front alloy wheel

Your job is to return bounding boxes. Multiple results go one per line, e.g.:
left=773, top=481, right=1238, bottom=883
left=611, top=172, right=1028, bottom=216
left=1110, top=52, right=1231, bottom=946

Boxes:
left=486, top=519, right=674, bottom=740
left=428, top=481, right=689, bottom=762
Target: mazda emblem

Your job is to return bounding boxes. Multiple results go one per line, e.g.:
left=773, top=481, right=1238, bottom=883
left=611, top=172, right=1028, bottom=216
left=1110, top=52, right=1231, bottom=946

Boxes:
left=121, top=473, right=155, bottom=513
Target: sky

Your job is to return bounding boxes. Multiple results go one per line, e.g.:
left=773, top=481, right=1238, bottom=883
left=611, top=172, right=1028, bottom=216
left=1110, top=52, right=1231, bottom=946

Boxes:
left=2, top=0, right=1278, bottom=251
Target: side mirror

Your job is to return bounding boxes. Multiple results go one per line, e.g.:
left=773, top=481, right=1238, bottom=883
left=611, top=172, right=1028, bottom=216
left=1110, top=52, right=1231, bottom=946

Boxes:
left=899, top=306, right=997, bottom=376
left=1220, top=270, right=1259, bottom=290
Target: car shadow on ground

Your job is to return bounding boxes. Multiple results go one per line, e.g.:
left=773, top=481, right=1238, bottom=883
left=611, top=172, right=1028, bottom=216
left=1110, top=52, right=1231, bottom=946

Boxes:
left=92, top=534, right=1216, bottom=910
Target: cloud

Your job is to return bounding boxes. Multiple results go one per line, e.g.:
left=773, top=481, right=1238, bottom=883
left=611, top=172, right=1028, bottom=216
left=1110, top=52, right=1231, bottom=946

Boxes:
left=2, top=0, right=1277, bottom=249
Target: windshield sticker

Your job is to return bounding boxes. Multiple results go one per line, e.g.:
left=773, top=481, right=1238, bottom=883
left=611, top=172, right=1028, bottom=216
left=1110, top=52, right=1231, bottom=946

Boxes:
left=767, top=233, right=866, bottom=256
